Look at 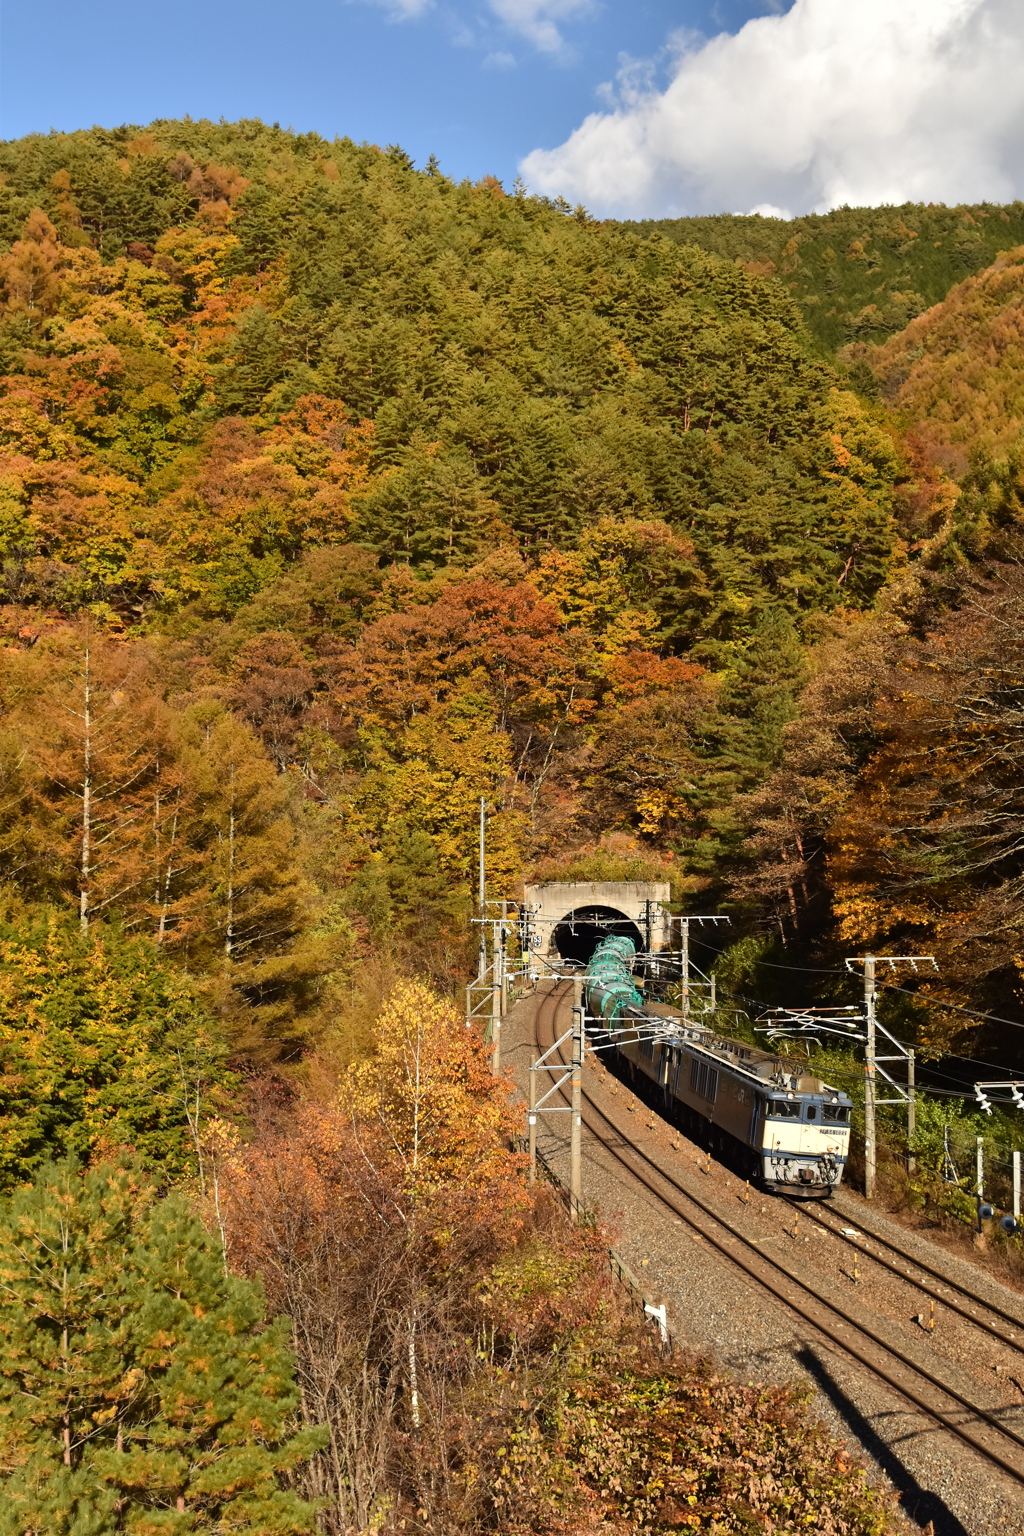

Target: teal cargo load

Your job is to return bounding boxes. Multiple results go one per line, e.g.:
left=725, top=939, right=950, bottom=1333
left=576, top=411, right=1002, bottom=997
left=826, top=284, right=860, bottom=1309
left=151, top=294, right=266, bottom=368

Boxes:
left=584, top=935, right=644, bottom=1023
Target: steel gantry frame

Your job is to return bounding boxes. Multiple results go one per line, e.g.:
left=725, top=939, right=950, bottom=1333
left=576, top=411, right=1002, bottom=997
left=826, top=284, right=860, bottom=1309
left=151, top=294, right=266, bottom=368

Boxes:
left=527, top=978, right=585, bottom=1214
left=758, top=954, right=938, bottom=1198
left=526, top=965, right=715, bottom=1215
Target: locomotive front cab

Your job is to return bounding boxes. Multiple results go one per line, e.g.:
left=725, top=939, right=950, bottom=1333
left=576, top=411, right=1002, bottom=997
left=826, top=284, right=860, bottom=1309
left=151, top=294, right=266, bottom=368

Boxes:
left=757, top=1087, right=852, bottom=1193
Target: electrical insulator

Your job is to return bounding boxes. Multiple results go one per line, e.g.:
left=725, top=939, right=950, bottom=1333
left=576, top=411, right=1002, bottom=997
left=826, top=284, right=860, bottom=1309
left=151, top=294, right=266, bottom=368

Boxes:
left=1000, top=1214, right=1019, bottom=1235
left=974, top=1085, right=993, bottom=1114
left=979, top=1202, right=995, bottom=1221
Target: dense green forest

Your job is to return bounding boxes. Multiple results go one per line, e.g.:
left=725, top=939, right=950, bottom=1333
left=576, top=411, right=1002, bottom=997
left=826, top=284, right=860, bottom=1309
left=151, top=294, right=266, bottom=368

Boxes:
left=3, top=114, right=1024, bottom=1530
left=632, top=202, right=1024, bottom=354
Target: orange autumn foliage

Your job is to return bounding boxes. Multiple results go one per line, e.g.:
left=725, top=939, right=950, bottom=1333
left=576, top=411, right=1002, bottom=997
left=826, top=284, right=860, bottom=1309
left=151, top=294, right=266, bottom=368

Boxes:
left=851, top=246, right=1024, bottom=466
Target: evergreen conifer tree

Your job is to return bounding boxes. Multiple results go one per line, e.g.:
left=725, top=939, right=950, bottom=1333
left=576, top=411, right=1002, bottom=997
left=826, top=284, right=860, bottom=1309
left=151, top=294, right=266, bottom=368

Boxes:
left=0, top=1158, right=323, bottom=1534
left=0, top=908, right=233, bottom=1187
left=719, top=608, right=809, bottom=778
left=216, top=304, right=286, bottom=414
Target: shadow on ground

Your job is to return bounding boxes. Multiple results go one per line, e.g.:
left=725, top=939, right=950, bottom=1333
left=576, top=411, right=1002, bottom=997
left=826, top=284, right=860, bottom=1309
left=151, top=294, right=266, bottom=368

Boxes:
left=798, top=1346, right=970, bottom=1535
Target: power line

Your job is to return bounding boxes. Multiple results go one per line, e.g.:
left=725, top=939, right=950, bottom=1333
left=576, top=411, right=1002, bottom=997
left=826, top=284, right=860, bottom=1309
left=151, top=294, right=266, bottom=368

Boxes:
left=708, top=978, right=1024, bottom=1098
left=686, top=931, right=1024, bottom=1036
left=882, top=983, right=1024, bottom=1036
left=688, top=935, right=847, bottom=976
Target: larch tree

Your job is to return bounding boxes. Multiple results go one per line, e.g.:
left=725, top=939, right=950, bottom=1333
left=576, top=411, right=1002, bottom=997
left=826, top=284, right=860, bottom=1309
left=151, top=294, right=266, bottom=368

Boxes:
left=177, top=703, right=331, bottom=1057
left=5, top=632, right=182, bottom=934
left=0, top=208, right=65, bottom=320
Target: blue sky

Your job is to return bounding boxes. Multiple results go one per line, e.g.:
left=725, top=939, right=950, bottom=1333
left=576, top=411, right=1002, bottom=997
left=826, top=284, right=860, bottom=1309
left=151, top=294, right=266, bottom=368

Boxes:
left=0, top=0, right=783, bottom=188
left=3, top=0, right=1021, bottom=218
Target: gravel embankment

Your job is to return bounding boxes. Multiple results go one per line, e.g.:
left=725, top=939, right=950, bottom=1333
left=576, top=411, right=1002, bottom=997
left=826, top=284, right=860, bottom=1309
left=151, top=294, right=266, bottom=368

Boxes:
left=502, top=984, right=1024, bottom=1536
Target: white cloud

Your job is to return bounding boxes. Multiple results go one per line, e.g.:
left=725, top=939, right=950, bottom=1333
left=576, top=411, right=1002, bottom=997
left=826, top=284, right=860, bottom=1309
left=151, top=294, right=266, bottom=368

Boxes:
left=358, top=0, right=590, bottom=54
left=486, top=0, right=593, bottom=54
left=365, top=0, right=433, bottom=20
left=520, top=0, right=1024, bottom=217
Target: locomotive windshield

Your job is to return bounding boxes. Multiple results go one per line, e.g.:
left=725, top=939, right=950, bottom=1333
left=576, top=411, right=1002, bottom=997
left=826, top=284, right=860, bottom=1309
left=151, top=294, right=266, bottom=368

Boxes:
left=767, top=1099, right=800, bottom=1118
left=822, top=1104, right=850, bottom=1123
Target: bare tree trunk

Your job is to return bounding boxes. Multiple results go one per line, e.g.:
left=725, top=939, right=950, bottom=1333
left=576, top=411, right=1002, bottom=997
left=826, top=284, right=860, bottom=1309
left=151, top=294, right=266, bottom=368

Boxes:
left=225, top=766, right=236, bottom=959
left=408, top=1316, right=421, bottom=1430
left=157, top=800, right=180, bottom=945
left=529, top=706, right=571, bottom=835
left=79, top=647, right=92, bottom=932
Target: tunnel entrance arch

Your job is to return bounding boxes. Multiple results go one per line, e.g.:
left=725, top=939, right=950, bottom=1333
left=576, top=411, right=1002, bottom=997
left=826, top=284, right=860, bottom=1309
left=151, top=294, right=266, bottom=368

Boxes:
left=552, top=905, right=645, bottom=966
left=523, top=881, right=672, bottom=962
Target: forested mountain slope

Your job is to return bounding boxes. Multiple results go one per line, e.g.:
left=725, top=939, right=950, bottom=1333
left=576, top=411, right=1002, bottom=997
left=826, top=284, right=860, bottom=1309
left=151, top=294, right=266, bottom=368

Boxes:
left=0, top=118, right=910, bottom=1071
left=0, top=119, right=897, bottom=630
left=3, top=114, right=1024, bottom=1107
left=0, top=117, right=1010, bottom=1536
left=629, top=203, right=1024, bottom=354
left=847, top=246, right=1024, bottom=465
left=747, top=242, right=1024, bottom=1063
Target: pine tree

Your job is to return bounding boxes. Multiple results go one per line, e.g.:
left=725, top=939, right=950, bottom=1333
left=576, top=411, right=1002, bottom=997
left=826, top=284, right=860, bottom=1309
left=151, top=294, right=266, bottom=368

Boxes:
left=215, top=304, right=286, bottom=414
left=0, top=1158, right=323, bottom=1534
left=0, top=908, right=234, bottom=1187
left=350, top=440, right=503, bottom=569
left=719, top=608, right=809, bottom=778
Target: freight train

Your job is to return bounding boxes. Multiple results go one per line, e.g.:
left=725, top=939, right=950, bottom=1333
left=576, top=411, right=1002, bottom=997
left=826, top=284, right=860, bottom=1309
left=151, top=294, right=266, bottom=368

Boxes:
left=584, top=936, right=852, bottom=1195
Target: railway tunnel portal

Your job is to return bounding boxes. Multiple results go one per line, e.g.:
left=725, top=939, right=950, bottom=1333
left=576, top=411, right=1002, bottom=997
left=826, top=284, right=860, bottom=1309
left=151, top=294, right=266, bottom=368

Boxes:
left=522, top=881, right=672, bottom=966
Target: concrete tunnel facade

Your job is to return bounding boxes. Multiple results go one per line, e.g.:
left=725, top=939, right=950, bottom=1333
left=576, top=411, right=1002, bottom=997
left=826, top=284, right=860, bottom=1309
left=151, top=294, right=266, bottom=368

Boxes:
left=521, top=882, right=672, bottom=965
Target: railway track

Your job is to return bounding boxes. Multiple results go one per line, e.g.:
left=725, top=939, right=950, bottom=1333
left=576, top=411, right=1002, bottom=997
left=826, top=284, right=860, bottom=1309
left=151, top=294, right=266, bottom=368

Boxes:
left=532, top=981, right=1024, bottom=1490
left=787, top=1195, right=1024, bottom=1356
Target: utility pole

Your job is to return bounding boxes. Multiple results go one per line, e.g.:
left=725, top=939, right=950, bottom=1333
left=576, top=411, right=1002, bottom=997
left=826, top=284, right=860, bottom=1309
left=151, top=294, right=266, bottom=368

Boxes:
left=520, top=905, right=532, bottom=983
left=906, top=1048, right=916, bottom=1175
left=528, top=1052, right=537, bottom=1183
left=491, top=917, right=503, bottom=1074
left=501, top=898, right=508, bottom=1009
left=677, top=916, right=729, bottom=1029
left=863, top=955, right=877, bottom=1200
left=847, top=954, right=936, bottom=1201
left=477, top=798, right=487, bottom=979
left=570, top=976, right=583, bottom=1215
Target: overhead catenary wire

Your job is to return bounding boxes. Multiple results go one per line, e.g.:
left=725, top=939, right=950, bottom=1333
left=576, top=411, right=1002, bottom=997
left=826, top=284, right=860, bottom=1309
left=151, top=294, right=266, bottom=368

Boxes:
left=683, top=932, right=1024, bottom=1081
left=686, top=931, right=1024, bottom=1036
left=699, top=978, right=1024, bottom=1105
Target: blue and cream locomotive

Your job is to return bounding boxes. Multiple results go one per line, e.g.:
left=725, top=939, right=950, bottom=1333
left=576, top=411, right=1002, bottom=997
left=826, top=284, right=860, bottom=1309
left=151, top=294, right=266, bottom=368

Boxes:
left=584, top=936, right=852, bottom=1194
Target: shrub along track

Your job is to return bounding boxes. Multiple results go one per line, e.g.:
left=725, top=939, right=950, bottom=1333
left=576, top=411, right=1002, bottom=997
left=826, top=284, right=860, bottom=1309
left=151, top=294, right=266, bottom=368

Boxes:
left=531, top=980, right=1024, bottom=1490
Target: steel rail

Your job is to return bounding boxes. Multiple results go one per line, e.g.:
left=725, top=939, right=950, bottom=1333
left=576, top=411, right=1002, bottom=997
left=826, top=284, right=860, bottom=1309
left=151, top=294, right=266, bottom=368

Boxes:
left=785, top=1196, right=1024, bottom=1353
left=532, top=982, right=1024, bottom=1489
